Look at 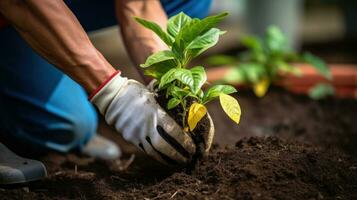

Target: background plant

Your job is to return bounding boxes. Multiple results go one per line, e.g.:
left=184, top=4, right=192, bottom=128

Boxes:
left=135, top=12, right=241, bottom=131
left=207, top=26, right=334, bottom=98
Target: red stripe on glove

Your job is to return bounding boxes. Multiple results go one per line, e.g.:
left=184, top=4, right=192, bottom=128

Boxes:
left=88, top=70, right=121, bottom=100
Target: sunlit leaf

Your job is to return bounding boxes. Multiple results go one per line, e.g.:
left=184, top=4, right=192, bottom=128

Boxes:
left=134, top=17, right=174, bottom=46
left=187, top=103, right=207, bottom=131
left=159, top=68, right=193, bottom=89
left=143, top=59, right=176, bottom=79
left=219, top=93, right=241, bottom=124
left=167, top=12, right=191, bottom=37
left=140, top=50, right=176, bottom=68
left=190, top=66, right=207, bottom=94
left=187, top=28, right=221, bottom=57
left=177, top=12, right=228, bottom=46
left=203, top=85, right=237, bottom=104
left=253, top=78, right=270, bottom=97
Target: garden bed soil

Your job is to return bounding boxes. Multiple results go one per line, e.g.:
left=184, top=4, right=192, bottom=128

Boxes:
left=1, top=88, right=357, bottom=200
left=156, top=92, right=211, bottom=165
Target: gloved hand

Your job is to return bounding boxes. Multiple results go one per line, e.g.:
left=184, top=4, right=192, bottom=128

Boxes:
left=89, top=71, right=195, bottom=165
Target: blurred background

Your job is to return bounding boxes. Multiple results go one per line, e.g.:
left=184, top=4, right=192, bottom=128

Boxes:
left=89, top=0, right=357, bottom=81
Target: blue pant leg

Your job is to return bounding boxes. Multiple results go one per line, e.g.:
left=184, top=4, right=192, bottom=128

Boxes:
left=0, top=27, right=97, bottom=152
left=161, top=0, right=212, bottom=18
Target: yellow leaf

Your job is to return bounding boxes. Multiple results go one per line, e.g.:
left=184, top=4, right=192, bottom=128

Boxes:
left=187, top=103, right=207, bottom=131
left=253, top=78, right=270, bottom=97
left=219, top=93, right=241, bottom=124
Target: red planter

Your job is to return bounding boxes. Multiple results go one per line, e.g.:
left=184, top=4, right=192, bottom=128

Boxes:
left=207, top=64, right=357, bottom=99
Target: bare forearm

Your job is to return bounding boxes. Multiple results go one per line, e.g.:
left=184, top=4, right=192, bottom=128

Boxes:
left=0, top=0, right=116, bottom=92
left=116, top=0, right=168, bottom=70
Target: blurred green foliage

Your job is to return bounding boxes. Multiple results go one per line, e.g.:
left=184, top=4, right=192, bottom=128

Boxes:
left=207, top=25, right=334, bottom=99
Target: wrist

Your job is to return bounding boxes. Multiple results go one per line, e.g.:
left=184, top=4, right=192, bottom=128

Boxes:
left=80, top=51, right=117, bottom=93
left=89, top=71, right=128, bottom=114
left=88, top=70, right=121, bottom=100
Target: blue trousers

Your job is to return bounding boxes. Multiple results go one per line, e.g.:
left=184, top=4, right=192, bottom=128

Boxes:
left=0, top=0, right=211, bottom=153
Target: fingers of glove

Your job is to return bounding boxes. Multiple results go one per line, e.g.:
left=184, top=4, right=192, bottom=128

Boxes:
left=204, top=113, right=215, bottom=153
left=139, top=139, right=175, bottom=166
left=146, top=79, right=157, bottom=92
left=149, top=132, right=190, bottom=165
left=157, top=109, right=196, bottom=155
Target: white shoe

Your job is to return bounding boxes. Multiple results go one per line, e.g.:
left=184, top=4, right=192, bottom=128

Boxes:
left=81, top=135, right=121, bottom=160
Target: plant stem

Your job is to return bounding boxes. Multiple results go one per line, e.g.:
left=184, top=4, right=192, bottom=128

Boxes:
left=181, top=99, right=187, bottom=128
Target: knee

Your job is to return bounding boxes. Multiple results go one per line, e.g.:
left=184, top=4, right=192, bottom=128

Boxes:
left=64, top=105, right=98, bottom=150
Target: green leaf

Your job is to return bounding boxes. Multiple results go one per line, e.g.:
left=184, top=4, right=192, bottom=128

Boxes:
left=177, top=12, right=228, bottom=45
left=302, top=52, right=332, bottom=80
left=203, top=85, right=237, bottom=104
left=167, top=12, right=192, bottom=37
left=167, top=98, right=181, bottom=109
left=171, top=38, right=185, bottom=60
left=167, top=85, right=189, bottom=99
left=187, top=28, right=221, bottom=57
left=140, top=50, right=176, bottom=68
left=205, top=55, right=237, bottom=66
left=159, top=68, right=193, bottom=89
left=190, top=66, right=207, bottom=94
left=275, top=61, right=302, bottom=76
left=241, top=36, right=263, bottom=52
left=224, top=67, right=246, bottom=84
left=143, top=59, right=176, bottom=79
left=239, top=63, right=266, bottom=83
left=134, top=17, right=174, bottom=46
left=265, top=25, right=288, bottom=53
left=308, top=83, right=335, bottom=100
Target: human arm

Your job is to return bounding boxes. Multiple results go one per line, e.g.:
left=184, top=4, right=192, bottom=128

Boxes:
left=0, top=0, right=116, bottom=92
left=115, top=0, right=168, bottom=82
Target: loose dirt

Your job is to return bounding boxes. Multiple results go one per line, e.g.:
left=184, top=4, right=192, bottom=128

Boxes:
left=1, top=88, right=357, bottom=200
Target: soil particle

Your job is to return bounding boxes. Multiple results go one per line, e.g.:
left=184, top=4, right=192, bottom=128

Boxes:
left=208, top=87, right=357, bottom=155
left=1, top=88, right=357, bottom=200
left=1, top=137, right=357, bottom=200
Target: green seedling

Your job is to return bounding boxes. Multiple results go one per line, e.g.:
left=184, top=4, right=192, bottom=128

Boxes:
left=207, top=26, right=333, bottom=98
left=135, top=12, right=241, bottom=131
left=308, top=83, right=335, bottom=100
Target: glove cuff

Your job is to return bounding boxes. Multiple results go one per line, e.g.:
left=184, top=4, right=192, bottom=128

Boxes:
left=89, top=70, right=127, bottom=114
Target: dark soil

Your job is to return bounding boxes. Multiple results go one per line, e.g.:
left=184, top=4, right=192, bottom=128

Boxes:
left=1, top=88, right=357, bottom=200
left=156, top=92, right=210, bottom=164
left=208, top=87, right=357, bottom=156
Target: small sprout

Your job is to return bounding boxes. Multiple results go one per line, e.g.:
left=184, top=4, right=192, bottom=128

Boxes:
left=308, top=83, right=335, bottom=100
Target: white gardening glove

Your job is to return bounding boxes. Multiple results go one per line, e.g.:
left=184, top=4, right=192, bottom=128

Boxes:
left=89, top=71, right=195, bottom=165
